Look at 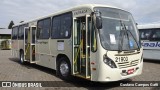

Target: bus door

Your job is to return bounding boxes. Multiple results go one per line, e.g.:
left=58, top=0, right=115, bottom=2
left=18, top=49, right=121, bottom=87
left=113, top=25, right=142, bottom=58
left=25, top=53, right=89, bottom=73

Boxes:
left=73, top=16, right=91, bottom=79
left=24, top=27, right=36, bottom=63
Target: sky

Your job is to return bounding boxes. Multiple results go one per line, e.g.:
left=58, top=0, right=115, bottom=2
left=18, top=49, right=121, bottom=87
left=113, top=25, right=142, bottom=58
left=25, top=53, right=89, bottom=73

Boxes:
left=0, top=0, right=159, bottom=28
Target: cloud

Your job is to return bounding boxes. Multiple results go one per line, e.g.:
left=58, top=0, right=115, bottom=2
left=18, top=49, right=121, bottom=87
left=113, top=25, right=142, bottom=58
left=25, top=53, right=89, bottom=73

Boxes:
left=0, top=0, right=159, bottom=28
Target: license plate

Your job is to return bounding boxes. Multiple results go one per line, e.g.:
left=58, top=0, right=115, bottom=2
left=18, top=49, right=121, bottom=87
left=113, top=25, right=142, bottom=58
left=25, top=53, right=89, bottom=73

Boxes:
left=127, top=68, right=134, bottom=75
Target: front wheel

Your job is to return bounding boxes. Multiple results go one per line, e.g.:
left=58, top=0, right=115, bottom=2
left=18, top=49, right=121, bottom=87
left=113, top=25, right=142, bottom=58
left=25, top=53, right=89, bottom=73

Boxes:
left=58, top=58, right=71, bottom=80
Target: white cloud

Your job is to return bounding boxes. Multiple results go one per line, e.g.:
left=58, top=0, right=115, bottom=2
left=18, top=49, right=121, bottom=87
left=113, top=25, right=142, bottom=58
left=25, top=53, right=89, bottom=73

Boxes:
left=0, top=0, right=160, bottom=28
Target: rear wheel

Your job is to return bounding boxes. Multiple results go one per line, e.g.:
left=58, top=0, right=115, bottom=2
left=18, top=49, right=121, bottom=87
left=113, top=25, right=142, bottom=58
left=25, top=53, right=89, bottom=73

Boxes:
left=20, top=51, right=25, bottom=64
left=57, top=58, right=71, bottom=80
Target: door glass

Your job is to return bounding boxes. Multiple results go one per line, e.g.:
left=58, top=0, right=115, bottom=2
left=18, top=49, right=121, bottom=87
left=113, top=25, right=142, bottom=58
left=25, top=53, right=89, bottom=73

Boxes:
left=25, top=28, right=29, bottom=43
left=87, top=17, right=91, bottom=76
left=74, top=16, right=91, bottom=77
left=74, top=20, right=80, bottom=45
left=74, top=17, right=86, bottom=75
left=24, top=27, right=30, bottom=60
left=32, top=27, right=36, bottom=44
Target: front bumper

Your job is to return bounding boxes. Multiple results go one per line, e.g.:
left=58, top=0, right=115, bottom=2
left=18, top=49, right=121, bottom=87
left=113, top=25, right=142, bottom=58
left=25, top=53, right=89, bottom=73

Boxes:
left=93, top=60, right=143, bottom=82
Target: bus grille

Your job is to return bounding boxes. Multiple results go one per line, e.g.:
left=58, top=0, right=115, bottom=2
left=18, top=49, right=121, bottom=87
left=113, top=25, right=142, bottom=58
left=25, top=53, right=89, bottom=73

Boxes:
left=117, top=60, right=139, bottom=69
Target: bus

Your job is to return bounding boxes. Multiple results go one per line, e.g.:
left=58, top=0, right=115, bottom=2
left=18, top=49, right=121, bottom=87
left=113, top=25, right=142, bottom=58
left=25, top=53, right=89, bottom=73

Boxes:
left=0, top=29, right=11, bottom=49
left=138, top=24, right=160, bottom=60
left=1, top=39, right=11, bottom=50
left=11, top=4, right=143, bottom=82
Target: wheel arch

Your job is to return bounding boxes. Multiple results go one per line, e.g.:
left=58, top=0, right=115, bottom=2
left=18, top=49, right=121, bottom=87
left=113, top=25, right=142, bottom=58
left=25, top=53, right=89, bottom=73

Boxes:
left=19, top=49, right=24, bottom=53
left=56, top=54, right=71, bottom=75
left=56, top=54, right=71, bottom=67
left=19, top=49, right=24, bottom=56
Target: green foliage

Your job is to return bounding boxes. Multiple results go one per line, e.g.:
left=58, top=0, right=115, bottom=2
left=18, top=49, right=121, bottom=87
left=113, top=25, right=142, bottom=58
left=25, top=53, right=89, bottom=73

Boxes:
left=8, top=21, right=14, bottom=29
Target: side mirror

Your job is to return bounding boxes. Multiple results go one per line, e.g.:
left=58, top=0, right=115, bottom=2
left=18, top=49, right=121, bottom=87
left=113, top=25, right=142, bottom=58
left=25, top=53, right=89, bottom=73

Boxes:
left=94, top=10, right=102, bottom=29
left=96, top=16, right=102, bottom=29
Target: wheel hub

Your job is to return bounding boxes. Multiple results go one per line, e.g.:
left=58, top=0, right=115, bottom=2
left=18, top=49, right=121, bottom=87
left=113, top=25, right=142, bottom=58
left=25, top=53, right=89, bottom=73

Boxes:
left=60, top=62, right=69, bottom=76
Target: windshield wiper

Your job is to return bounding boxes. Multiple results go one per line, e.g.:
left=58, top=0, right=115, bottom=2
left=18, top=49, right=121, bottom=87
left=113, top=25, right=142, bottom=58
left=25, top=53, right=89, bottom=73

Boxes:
left=125, top=26, right=140, bottom=51
left=123, top=22, right=140, bottom=51
left=118, top=20, right=124, bottom=53
left=118, top=21, right=140, bottom=53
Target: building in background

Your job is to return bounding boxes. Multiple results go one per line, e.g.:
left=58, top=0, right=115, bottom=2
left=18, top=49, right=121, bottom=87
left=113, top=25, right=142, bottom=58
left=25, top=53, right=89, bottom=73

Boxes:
left=0, top=29, right=11, bottom=49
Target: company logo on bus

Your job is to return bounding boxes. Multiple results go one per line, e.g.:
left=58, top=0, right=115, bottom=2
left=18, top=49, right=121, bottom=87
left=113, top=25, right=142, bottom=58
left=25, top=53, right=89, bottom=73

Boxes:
left=142, top=42, right=160, bottom=47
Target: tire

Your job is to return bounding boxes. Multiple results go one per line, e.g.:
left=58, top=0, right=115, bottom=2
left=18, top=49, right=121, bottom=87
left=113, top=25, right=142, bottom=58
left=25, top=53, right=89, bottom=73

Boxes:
left=57, top=57, right=71, bottom=80
left=20, top=51, right=25, bottom=64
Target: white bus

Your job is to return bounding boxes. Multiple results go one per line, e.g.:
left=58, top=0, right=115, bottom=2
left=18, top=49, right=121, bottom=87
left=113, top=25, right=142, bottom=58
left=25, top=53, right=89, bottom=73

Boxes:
left=138, top=24, right=160, bottom=60
left=11, top=4, right=143, bottom=82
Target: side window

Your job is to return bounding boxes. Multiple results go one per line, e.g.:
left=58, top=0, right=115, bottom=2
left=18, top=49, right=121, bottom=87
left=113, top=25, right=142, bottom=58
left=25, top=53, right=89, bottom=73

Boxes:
left=21, top=24, right=27, bottom=39
left=91, top=19, right=97, bottom=52
left=37, top=18, right=51, bottom=39
left=37, top=21, right=43, bottom=39
left=18, top=26, right=21, bottom=39
left=19, top=25, right=23, bottom=39
left=139, top=29, right=152, bottom=40
left=43, top=19, right=50, bottom=39
left=150, top=29, right=160, bottom=41
left=12, top=27, right=18, bottom=40
left=15, top=27, right=18, bottom=40
left=61, top=13, right=72, bottom=38
left=88, top=17, right=91, bottom=47
left=25, top=28, right=28, bottom=40
left=32, top=27, right=36, bottom=43
left=51, top=12, right=72, bottom=39
left=18, top=24, right=28, bottom=39
left=52, top=16, right=61, bottom=38
left=24, top=24, right=29, bottom=39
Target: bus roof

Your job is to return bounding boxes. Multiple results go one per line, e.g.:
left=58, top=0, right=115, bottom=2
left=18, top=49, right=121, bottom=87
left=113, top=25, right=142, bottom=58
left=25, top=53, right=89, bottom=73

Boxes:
left=13, top=4, right=123, bottom=27
left=138, top=23, right=160, bottom=29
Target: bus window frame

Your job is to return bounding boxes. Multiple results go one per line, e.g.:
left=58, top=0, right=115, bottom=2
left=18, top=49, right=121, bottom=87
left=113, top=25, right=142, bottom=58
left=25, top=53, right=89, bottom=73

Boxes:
left=37, top=17, right=51, bottom=39
left=149, top=29, right=160, bottom=41
left=51, top=12, right=72, bottom=39
left=139, top=28, right=160, bottom=41
left=91, top=17, right=97, bottom=52
left=12, top=26, right=19, bottom=40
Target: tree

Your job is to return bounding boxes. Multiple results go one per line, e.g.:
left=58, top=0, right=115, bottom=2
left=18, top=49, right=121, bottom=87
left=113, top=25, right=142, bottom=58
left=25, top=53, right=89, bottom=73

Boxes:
left=8, top=21, right=14, bottom=29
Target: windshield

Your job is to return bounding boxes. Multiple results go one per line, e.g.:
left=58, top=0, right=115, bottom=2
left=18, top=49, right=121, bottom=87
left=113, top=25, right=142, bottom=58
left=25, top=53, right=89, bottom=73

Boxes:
left=94, top=7, right=140, bottom=51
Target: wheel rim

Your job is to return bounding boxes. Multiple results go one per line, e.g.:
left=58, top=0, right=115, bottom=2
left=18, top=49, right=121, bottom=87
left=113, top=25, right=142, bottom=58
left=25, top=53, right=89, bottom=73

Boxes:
left=60, top=61, right=69, bottom=76
left=20, top=53, right=24, bottom=63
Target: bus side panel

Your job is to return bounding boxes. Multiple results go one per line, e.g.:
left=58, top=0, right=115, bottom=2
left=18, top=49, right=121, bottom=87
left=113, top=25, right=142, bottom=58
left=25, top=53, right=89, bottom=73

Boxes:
left=142, top=41, right=160, bottom=60
left=143, top=50, right=160, bottom=60
left=11, top=27, right=19, bottom=58
left=35, top=39, right=52, bottom=68
left=48, top=39, right=57, bottom=70
left=49, top=39, right=73, bottom=70
left=11, top=40, right=19, bottom=57
left=90, top=49, right=99, bottom=81
left=90, top=35, right=101, bottom=81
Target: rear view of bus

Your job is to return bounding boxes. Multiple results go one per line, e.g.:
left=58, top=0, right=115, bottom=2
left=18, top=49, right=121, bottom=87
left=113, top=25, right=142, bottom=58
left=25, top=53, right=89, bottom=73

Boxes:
left=138, top=24, right=160, bottom=60
left=91, top=7, right=143, bottom=81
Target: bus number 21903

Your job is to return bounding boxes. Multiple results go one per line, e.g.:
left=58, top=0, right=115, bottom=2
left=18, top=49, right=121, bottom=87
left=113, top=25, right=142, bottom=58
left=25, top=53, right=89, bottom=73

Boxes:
left=115, top=57, right=128, bottom=63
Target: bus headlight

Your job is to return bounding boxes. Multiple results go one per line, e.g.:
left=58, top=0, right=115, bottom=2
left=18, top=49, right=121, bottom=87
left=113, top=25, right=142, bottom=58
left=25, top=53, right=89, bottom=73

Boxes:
left=103, top=55, right=117, bottom=68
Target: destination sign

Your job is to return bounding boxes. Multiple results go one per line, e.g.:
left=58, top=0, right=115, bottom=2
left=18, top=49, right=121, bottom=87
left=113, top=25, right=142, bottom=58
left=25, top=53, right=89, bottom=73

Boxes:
left=73, top=9, right=89, bottom=16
